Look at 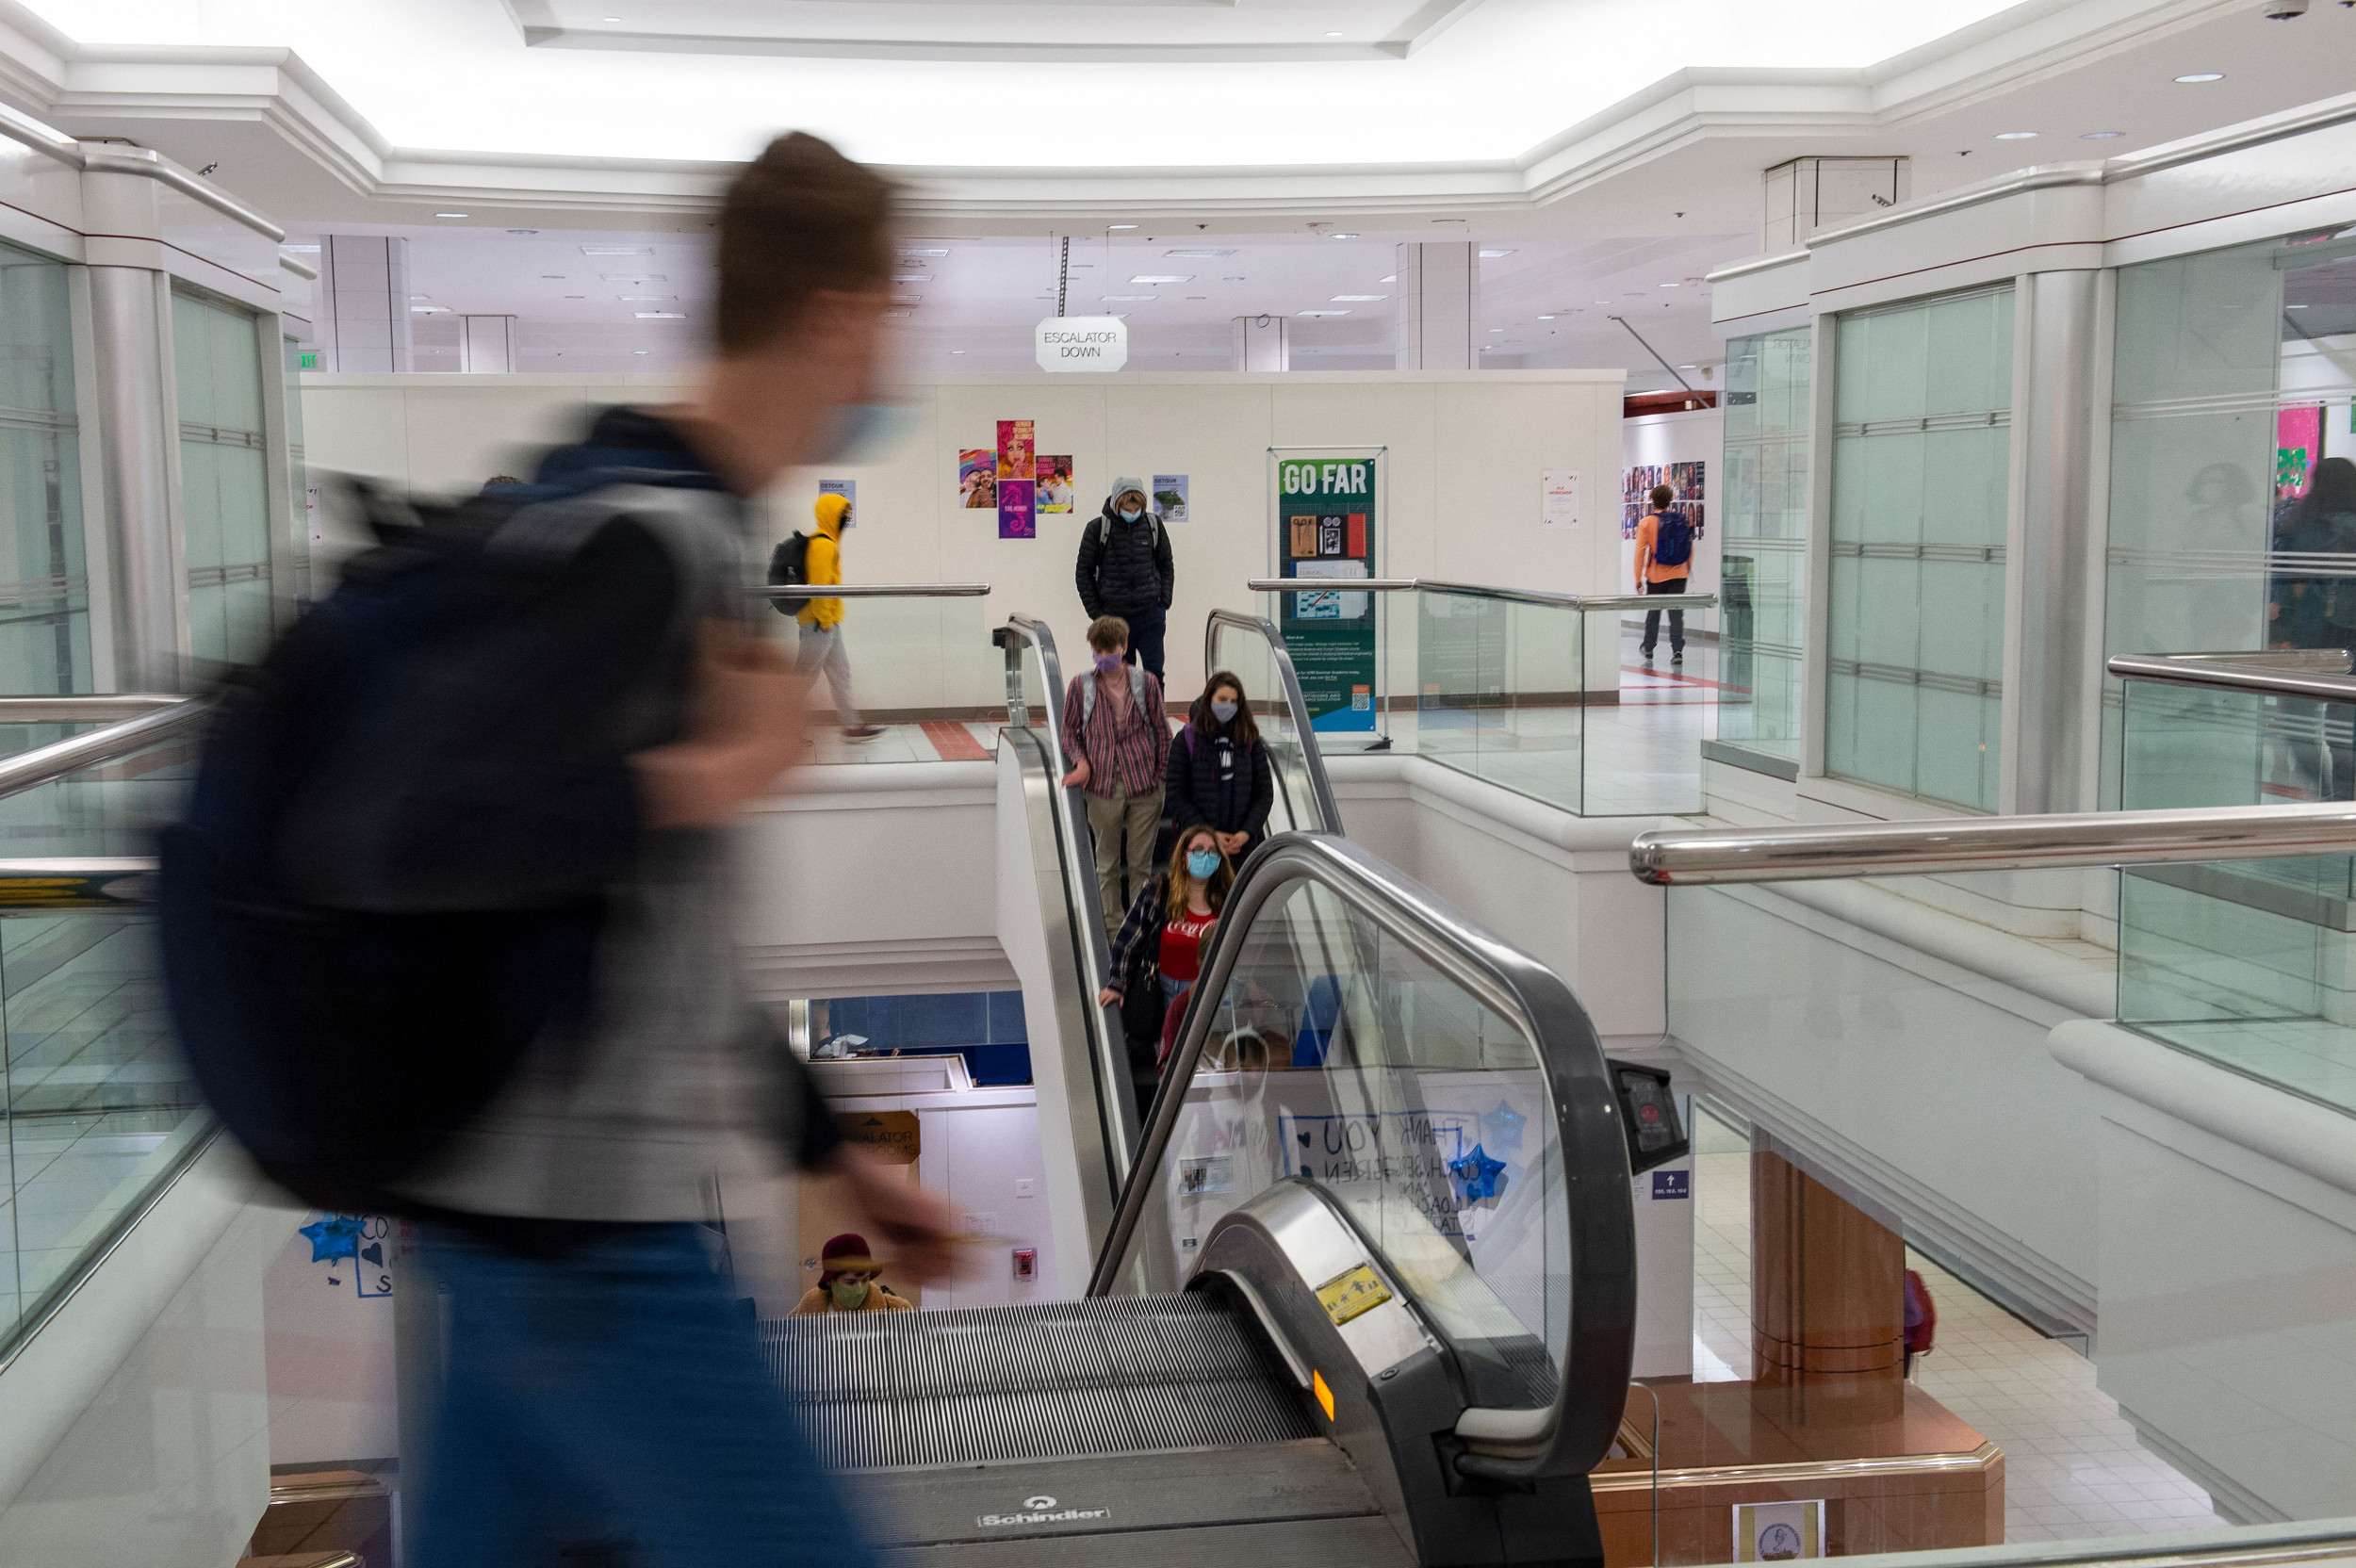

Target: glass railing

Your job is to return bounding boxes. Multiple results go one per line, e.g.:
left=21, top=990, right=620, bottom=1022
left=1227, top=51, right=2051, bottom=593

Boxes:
left=752, top=583, right=995, bottom=763
left=0, top=701, right=210, bottom=1360
left=1249, top=578, right=1720, bottom=817
left=1094, top=831, right=1636, bottom=1478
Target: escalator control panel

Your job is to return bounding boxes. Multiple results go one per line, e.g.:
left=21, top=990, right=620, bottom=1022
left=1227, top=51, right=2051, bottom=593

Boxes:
left=1605, top=1058, right=1690, bottom=1175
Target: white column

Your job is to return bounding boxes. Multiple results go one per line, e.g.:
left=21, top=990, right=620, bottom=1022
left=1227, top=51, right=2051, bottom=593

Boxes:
left=1233, top=313, right=1288, bottom=371
left=460, top=314, right=516, bottom=374
left=319, top=235, right=414, bottom=372
left=1394, top=241, right=1478, bottom=370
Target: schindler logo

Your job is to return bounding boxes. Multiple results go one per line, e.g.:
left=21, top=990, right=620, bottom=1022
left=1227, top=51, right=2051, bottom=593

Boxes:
left=976, top=1493, right=1113, bottom=1528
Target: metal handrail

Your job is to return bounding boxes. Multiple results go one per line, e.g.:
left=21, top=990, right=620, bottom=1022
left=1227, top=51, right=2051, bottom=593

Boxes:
left=0, top=700, right=205, bottom=801
left=995, top=614, right=1141, bottom=1186
left=2109, top=650, right=2356, bottom=704
left=0, top=694, right=187, bottom=724
left=1203, top=609, right=1344, bottom=835
left=752, top=582, right=990, bottom=600
left=1248, top=577, right=1720, bottom=613
left=1088, top=831, right=1636, bottom=1482
left=1629, top=799, right=2356, bottom=886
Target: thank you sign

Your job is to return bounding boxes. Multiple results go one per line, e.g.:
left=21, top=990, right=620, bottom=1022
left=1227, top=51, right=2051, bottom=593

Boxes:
left=1036, top=316, right=1128, bottom=372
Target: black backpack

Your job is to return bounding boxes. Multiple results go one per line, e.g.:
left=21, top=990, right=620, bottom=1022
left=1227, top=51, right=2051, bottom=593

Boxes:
left=159, top=476, right=695, bottom=1214
left=767, top=531, right=811, bottom=615
left=1652, top=510, right=1694, bottom=567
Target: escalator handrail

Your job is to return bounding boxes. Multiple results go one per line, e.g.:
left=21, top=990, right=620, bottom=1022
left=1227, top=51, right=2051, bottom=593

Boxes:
left=1203, top=608, right=1343, bottom=836
left=995, top=614, right=1144, bottom=1182
left=0, top=697, right=205, bottom=801
left=1087, top=829, right=1637, bottom=1483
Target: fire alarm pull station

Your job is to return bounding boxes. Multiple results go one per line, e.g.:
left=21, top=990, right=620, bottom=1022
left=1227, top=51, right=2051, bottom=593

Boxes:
left=1012, top=1248, right=1038, bottom=1282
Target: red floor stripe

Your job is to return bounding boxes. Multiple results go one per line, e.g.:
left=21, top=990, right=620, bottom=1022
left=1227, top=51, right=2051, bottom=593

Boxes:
left=919, top=720, right=990, bottom=762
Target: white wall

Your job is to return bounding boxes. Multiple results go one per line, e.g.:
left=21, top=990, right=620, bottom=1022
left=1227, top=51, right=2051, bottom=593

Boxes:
left=262, top=1217, right=401, bottom=1469
left=297, top=368, right=1626, bottom=709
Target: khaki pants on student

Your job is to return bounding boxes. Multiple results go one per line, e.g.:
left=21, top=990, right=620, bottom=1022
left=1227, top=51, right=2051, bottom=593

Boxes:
left=1086, top=783, right=1163, bottom=936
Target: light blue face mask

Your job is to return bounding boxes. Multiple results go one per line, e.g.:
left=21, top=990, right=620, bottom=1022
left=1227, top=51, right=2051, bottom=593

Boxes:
left=1119, top=507, right=1143, bottom=523
left=1186, top=849, right=1221, bottom=880
left=1210, top=699, right=1238, bottom=724
left=813, top=402, right=909, bottom=465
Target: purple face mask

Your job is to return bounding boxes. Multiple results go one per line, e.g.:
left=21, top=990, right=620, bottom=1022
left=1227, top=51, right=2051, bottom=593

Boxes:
left=1094, top=653, right=1122, bottom=674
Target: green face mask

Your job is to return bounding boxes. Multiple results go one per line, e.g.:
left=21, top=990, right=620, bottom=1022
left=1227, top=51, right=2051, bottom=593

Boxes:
left=829, top=1279, right=871, bottom=1311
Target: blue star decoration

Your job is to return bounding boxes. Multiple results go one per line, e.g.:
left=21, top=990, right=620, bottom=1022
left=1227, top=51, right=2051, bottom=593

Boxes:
left=1479, top=1099, right=1527, bottom=1154
left=1449, top=1144, right=1509, bottom=1203
left=300, top=1214, right=365, bottom=1265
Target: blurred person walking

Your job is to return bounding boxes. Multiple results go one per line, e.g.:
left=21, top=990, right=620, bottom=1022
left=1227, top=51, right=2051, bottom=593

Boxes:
left=1076, top=477, right=1175, bottom=681
left=793, top=490, right=882, bottom=741
left=1060, top=613, right=1170, bottom=938
left=170, top=132, right=959, bottom=1568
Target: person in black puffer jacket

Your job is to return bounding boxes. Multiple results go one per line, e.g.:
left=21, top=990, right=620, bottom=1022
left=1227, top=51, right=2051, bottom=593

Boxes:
left=1168, top=670, right=1276, bottom=865
left=1075, top=475, right=1176, bottom=680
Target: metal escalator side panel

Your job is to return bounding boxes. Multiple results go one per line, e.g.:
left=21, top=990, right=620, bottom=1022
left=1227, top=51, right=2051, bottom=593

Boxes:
left=1092, top=832, right=1639, bottom=1488
left=998, top=726, right=1125, bottom=1267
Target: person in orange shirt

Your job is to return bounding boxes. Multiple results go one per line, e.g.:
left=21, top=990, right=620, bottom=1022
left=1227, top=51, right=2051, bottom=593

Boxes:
left=1633, top=482, right=1694, bottom=665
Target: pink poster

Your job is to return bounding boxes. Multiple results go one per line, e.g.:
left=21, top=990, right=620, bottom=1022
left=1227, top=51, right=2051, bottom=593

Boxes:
left=2278, top=404, right=2324, bottom=502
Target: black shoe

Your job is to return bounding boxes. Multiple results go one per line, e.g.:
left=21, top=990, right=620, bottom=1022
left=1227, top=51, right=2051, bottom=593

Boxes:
left=1672, top=650, right=1684, bottom=665
left=842, top=725, right=885, bottom=742
left=1640, top=647, right=1655, bottom=662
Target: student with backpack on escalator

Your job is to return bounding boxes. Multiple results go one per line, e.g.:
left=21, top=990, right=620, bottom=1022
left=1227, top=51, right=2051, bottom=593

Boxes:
left=1635, top=482, right=1693, bottom=665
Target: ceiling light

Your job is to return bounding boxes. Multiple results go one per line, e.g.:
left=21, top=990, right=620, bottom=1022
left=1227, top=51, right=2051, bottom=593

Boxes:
left=951, top=350, right=966, bottom=355
left=1659, top=282, right=1680, bottom=287
left=1165, top=248, right=1235, bottom=257
left=1297, top=310, right=1350, bottom=318
left=1131, top=274, right=1192, bottom=284
left=1678, top=364, right=1698, bottom=369
left=1332, top=295, right=1387, bottom=302
left=411, top=305, right=450, bottom=314
left=1488, top=327, right=1504, bottom=333
left=1479, top=249, right=1514, bottom=257
left=410, top=294, right=427, bottom=301
left=541, top=274, right=565, bottom=279
left=1330, top=232, right=1360, bottom=240
left=1379, top=274, right=1398, bottom=283
left=434, top=212, right=467, bottom=219
left=281, top=243, right=319, bottom=253
left=603, top=274, right=667, bottom=283
left=2288, top=302, right=2311, bottom=309
left=635, top=311, right=685, bottom=318
left=2083, top=131, right=2125, bottom=139
left=1595, top=300, right=1612, bottom=305
left=564, top=294, right=585, bottom=299
left=1537, top=315, right=1555, bottom=320
left=581, top=245, right=651, bottom=256
left=1108, top=224, right=1139, bottom=231
left=1222, top=275, right=1246, bottom=281
left=1995, top=131, right=2039, bottom=139
left=618, top=295, right=676, bottom=302
left=2175, top=72, right=2225, bottom=82
left=1186, top=295, right=1207, bottom=301
left=897, top=248, right=948, bottom=257
left=506, top=228, right=538, bottom=236
left=1103, top=295, right=1155, bottom=302
left=633, top=350, right=648, bottom=355
left=1326, top=30, right=1343, bottom=36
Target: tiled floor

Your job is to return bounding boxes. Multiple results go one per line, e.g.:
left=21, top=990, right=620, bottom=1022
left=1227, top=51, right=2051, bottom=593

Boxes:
left=1685, top=1111, right=2229, bottom=1544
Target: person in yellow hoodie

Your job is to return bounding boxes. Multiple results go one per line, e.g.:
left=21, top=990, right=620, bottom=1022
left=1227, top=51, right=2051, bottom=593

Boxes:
left=797, top=491, right=882, bottom=742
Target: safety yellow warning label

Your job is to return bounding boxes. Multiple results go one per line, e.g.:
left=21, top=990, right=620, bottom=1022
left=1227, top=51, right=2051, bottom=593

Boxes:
left=1317, top=1264, right=1391, bottom=1327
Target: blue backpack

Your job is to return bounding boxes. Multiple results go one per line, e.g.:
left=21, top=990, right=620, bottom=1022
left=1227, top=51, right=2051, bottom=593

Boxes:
left=159, top=473, right=697, bottom=1214
left=1652, top=510, right=1693, bottom=567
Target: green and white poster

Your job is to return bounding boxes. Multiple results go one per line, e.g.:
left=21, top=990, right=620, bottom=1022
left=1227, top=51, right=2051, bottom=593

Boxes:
left=1273, top=453, right=1381, bottom=734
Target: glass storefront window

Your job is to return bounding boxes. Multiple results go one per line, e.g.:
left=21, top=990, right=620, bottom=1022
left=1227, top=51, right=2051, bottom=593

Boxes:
left=1719, top=325, right=1811, bottom=762
left=1824, top=285, right=2015, bottom=811
left=0, top=240, right=92, bottom=696
left=172, top=290, right=271, bottom=667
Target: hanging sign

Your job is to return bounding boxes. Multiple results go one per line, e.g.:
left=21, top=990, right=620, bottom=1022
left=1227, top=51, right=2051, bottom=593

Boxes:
left=1036, top=316, right=1128, bottom=372
left=1274, top=453, right=1381, bottom=734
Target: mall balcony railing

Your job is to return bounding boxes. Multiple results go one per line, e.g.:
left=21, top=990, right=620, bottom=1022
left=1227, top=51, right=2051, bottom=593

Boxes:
left=1245, top=578, right=1721, bottom=818
left=750, top=582, right=995, bottom=761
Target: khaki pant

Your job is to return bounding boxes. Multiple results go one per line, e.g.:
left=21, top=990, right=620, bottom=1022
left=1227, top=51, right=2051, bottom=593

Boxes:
left=1086, top=784, right=1163, bottom=936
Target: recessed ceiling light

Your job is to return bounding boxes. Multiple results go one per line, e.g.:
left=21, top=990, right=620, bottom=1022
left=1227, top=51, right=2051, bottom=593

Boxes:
left=2288, top=302, right=2311, bottom=309
left=1330, top=232, right=1360, bottom=239
left=1297, top=310, right=1350, bottom=318
left=618, top=295, right=677, bottom=302
left=1325, top=30, right=1342, bottom=37
left=633, top=349, right=648, bottom=355
left=2082, top=131, right=2125, bottom=139
left=1595, top=300, right=1612, bottom=305
left=1659, top=282, right=1680, bottom=287
left=1103, top=294, right=1155, bottom=302
left=409, top=294, right=427, bottom=301
left=635, top=311, right=685, bottom=318
left=541, top=274, right=565, bottom=279
left=1995, top=131, right=2039, bottom=140
left=1479, top=249, right=1514, bottom=257
left=603, top=274, right=667, bottom=283
left=1108, top=224, right=1139, bottom=231
left=893, top=273, right=933, bottom=284
left=281, top=242, right=319, bottom=252
left=1537, top=315, right=1555, bottom=320
left=1678, top=364, right=1698, bottom=369
left=1488, top=327, right=1504, bottom=333
left=1222, top=275, right=1246, bottom=281
left=1186, top=295, right=1207, bottom=301
left=1378, top=274, right=1398, bottom=283
left=1332, top=295, right=1387, bottom=302
left=897, top=248, right=949, bottom=257
left=434, top=212, right=467, bottom=219
left=1131, top=274, right=1192, bottom=284
left=581, top=245, right=651, bottom=256
left=951, top=350, right=966, bottom=354
left=506, top=228, right=538, bottom=236
left=411, top=304, right=450, bottom=314
left=2175, top=72, right=2224, bottom=83
left=564, top=294, right=585, bottom=299
left=1166, top=248, right=1235, bottom=258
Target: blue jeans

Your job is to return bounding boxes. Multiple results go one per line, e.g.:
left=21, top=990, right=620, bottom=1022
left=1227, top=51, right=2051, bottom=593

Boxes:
left=417, top=1223, right=861, bottom=1568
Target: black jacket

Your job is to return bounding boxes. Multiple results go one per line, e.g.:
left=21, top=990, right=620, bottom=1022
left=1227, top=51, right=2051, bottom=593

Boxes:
left=1165, top=724, right=1274, bottom=841
left=1076, top=505, right=1174, bottom=618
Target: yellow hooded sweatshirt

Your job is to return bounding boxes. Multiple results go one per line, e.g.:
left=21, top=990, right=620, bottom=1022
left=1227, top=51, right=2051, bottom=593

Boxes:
left=797, top=492, right=848, bottom=629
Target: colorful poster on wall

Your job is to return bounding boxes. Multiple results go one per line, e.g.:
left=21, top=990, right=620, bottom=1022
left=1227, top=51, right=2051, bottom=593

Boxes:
left=1622, top=461, right=1707, bottom=538
left=1153, top=473, right=1189, bottom=524
left=997, top=418, right=1035, bottom=481
left=959, top=449, right=996, bottom=510
left=2278, top=404, right=2324, bottom=502
left=998, top=478, right=1036, bottom=540
left=1274, top=454, right=1380, bottom=734
left=1037, top=455, right=1075, bottom=513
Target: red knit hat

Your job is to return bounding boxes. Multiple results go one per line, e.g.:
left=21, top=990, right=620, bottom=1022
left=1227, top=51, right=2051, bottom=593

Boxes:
left=819, top=1232, right=877, bottom=1286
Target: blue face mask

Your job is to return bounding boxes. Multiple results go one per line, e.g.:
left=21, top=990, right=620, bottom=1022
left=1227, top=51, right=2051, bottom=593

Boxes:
left=813, top=402, right=908, bottom=465
left=1119, top=507, right=1143, bottom=523
left=1210, top=699, right=1238, bottom=724
left=1186, top=849, right=1221, bottom=880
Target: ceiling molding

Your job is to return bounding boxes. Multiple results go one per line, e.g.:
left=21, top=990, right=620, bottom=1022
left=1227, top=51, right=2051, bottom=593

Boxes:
left=495, top=0, right=1481, bottom=65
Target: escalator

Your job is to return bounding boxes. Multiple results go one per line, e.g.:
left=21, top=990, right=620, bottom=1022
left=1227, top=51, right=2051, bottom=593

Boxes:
left=778, top=823, right=1645, bottom=1566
